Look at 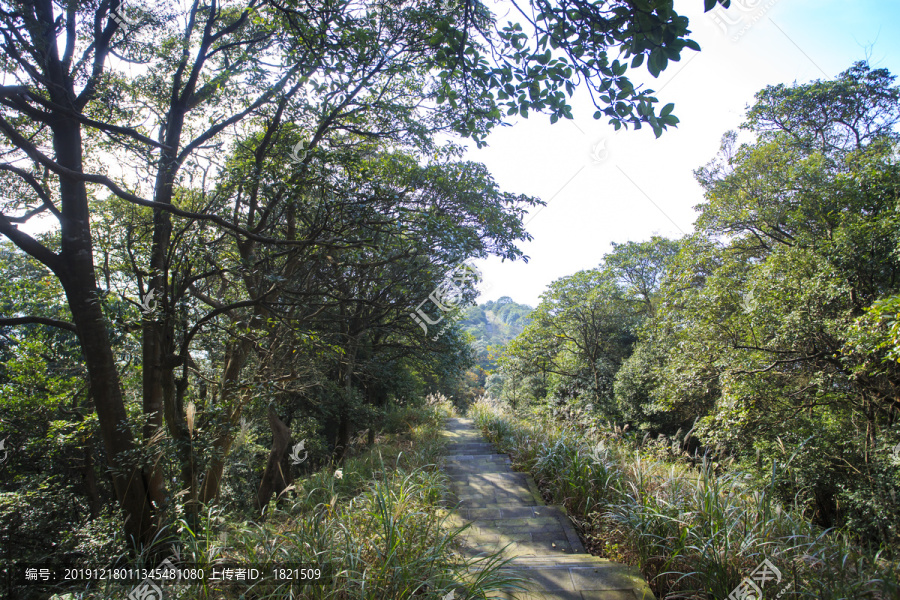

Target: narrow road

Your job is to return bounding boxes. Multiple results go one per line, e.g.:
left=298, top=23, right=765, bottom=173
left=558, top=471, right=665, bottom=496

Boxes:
left=441, top=417, right=655, bottom=600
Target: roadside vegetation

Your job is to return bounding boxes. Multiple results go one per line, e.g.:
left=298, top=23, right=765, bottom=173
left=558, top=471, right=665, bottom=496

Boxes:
left=25, top=396, right=522, bottom=599
left=481, top=62, right=900, bottom=599
left=471, top=398, right=899, bottom=599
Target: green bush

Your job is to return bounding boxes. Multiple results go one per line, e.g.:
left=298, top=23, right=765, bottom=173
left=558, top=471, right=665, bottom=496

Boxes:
left=469, top=399, right=900, bottom=599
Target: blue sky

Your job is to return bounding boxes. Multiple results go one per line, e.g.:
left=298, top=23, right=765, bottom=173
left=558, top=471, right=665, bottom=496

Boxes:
left=466, top=0, right=900, bottom=307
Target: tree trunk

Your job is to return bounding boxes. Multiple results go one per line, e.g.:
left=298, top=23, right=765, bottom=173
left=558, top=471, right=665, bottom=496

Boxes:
left=53, top=114, right=156, bottom=548
left=142, top=318, right=173, bottom=512
left=199, top=337, right=253, bottom=504
left=256, top=405, right=293, bottom=511
left=81, top=441, right=102, bottom=520
left=142, top=98, right=186, bottom=515
left=60, top=254, right=155, bottom=546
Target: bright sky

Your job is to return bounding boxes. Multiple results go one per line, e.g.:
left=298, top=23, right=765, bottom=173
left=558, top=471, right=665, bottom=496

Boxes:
left=468, top=0, right=900, bottom=308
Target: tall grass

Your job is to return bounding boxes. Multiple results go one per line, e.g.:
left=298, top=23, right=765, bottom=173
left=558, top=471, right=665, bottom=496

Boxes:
left=48, top=397, right=524, bottom=600
left=469, top=398, right=899, bottom=599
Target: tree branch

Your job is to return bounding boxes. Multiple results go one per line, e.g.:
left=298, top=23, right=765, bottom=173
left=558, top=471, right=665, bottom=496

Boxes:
left=0, top=316, right=76, bottom=332
left=0, top=211, right=61, bottom=273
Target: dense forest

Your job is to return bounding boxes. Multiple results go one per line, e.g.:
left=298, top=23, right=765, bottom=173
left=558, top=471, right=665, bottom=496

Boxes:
left=493, top=62, right=900, bottom=551
left=0, top=0, right=719, bottom=597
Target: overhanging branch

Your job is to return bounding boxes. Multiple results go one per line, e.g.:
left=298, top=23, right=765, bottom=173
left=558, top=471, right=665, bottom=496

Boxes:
left=0, top=316, right=77, bottom=332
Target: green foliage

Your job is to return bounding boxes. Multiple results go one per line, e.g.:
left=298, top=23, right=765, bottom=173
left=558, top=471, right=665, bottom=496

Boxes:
left=454, top=297, right=533, bottom=403
left=644, top=62, right=900, bottom=539
left=470, top=399, right=900, bottom=599
left=426, top=0, right=729, bottom=141
left=501, top=236, right=678, bottom=411
left=484, top=63, right=900, bottom=581
left=460, top=297, right=534, bottom=354
left=27, top=401, right=525, bottom=600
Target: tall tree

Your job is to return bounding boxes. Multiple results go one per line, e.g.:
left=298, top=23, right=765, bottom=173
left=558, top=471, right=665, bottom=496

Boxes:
left=650, top=62, right=900, bottom=536
left=0, top=0, right=727, bottom=547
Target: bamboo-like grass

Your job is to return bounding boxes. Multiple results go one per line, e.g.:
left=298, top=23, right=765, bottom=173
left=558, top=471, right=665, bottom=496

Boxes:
left=469, top=398, right=899, bottom=600
left=50, top=398, right=525, bottom=600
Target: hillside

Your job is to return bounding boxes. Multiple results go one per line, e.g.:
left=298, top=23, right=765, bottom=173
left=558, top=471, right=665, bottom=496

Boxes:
left=452, top=298, right=532, bottom=403
left=459, top=296, right=532, bottom=365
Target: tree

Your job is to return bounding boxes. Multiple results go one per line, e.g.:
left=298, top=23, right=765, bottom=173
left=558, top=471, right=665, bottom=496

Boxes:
left=604, top=236, right=680, bottom=317
left=0, top=0, right=727, bottom=548
left=648, top=62, right=900, bottom=538
left=505, top=269, right=639, bottom=411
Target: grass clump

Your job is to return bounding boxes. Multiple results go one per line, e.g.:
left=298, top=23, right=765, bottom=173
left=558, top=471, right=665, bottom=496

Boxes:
left=469, top=398, right=899, bottom=599
left=44, top=396, right=521, bottom=600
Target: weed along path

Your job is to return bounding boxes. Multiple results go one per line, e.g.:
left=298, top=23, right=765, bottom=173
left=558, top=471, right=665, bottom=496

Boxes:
left=440, top=417, right=655, bottom=600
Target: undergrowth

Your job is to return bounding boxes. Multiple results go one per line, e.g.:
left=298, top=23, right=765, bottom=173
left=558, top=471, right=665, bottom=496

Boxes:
left=469, top=398, right=899, bottom=600
left=41, top=395, right=523, bottom=600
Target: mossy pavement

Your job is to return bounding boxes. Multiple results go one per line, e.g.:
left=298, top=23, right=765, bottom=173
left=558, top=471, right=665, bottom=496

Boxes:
left=440, top=417, right=655, bottom=600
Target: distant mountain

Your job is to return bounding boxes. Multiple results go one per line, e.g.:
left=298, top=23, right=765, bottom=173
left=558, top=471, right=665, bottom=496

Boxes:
left=459, top=296, right=532, bottom=371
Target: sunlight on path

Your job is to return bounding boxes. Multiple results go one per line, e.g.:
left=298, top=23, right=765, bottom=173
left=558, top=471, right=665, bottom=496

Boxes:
left=440, top=417, right=655, bottom=600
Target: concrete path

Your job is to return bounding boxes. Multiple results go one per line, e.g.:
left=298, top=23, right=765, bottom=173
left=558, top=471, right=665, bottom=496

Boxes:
left=441, top=417, right=655, bottom=600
